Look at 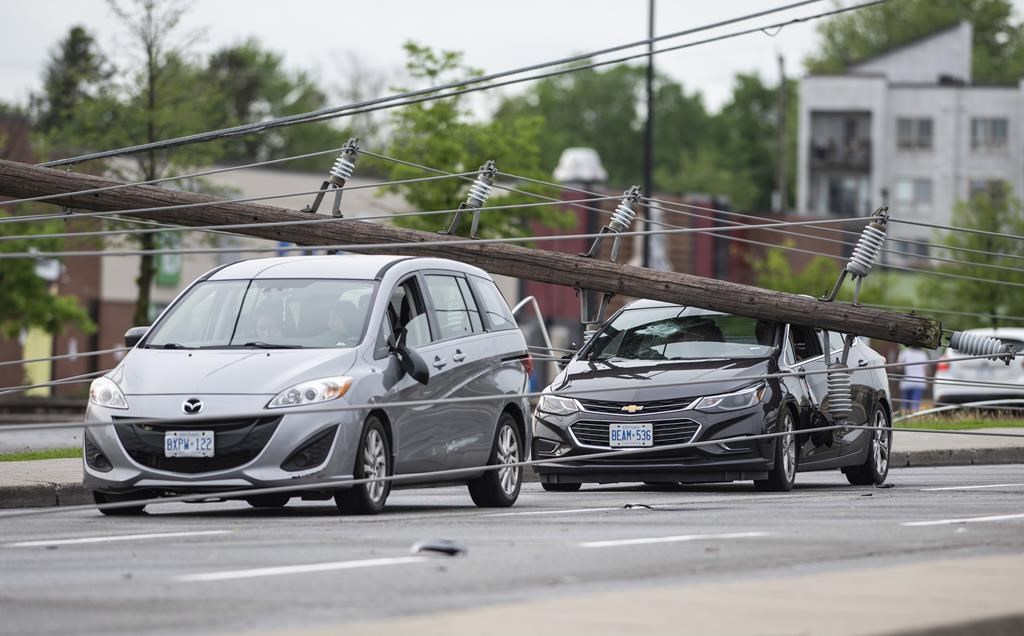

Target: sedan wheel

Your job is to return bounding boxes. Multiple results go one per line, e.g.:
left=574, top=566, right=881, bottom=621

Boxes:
left=468, top=412, right=523, bottom=507
left=846, top=404, right=892, bottom=486
left=335, top=417, right=391, bottom=515
left=754, top=409, right=797, bottom=492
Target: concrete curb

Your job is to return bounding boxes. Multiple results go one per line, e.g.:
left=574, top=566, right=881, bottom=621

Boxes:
left=1, top=448, right=1022, bottom=510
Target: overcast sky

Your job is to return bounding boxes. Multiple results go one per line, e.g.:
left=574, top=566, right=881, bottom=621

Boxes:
left=2, top=0, right=1021, bottom=116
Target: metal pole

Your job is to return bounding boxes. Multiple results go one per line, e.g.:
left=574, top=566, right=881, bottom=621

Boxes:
left=775, top=53, right=788, bottom=214
left=642, top=0, right=655, bottom=268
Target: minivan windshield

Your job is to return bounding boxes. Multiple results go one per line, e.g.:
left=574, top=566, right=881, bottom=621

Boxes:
left=584, top=306, right=776, bottom=361
left=144, top=279, right=377, bottom=349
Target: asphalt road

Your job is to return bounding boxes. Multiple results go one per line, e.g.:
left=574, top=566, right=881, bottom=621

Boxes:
left=2, top=465, right=1024, bottom=636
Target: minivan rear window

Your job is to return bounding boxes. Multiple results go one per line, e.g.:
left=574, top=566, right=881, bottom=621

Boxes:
left=145, top=279, right=377, bottom=349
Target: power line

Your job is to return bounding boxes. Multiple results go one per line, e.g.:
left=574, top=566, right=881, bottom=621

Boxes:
left=0, top=346, right=127, bottom=369
left=866, top=304, right=1024, bottom=324
left=1, top=351, right=1012, bottom=431
left=0, top=145, right=349, bottom=209
left=0, top=196, right=617, bottom=244
left=889, top=217, right=1024, bottom=243
left=0, top=171, right=478, bottom=227
left=39, top=0, right=878, bottom=168
left=0, top=216, right=871, bottom=261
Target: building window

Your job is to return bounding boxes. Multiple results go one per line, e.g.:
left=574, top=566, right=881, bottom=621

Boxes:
left=894, top=178, right=932, bottom=205
left=969, top=179, right=1008, bottom=206
left=971, top=118, right=1008, bottom=150
left=896, top=118, right=932, bottom=150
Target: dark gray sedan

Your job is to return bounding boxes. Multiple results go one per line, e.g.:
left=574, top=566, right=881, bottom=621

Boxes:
left=533, top=300, right=892, bottom=491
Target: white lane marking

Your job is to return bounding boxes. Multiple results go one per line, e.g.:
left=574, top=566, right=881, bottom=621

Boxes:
left=579, top=531, right=768, bottom=548
left=922, top=484, right=1024, bottom=492
left=4, top=530, right=233, bottom=548
left=174, top=556, right=430, bottom=582
left=484, top=506, right=621, bottom=518
left=902, top=513, right=1024, bottom=527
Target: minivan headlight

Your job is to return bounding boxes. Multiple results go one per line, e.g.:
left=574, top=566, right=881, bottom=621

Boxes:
left=693, top=383, right=766, bottom=413
left=537, top=393, right=580, bottom=416
left=267, top=376, right=353, bottom=409
left=89, top=377, right=128, bottom=410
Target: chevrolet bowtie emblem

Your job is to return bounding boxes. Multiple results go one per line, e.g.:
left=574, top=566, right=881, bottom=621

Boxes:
left=621, top=404, right=644, bottom=414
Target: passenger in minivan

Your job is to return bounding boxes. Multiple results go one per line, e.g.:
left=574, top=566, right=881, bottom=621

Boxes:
left=328, top=300, right=361, bottom=345
left=255, top=312, right=283, bottom=340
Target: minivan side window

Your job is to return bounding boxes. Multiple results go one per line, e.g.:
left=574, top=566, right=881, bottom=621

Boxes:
left=424, top=274, right=483, bottom=339
left=470, top=276, right=517, bottom=331
left=387, top=278, right=431, bottom=347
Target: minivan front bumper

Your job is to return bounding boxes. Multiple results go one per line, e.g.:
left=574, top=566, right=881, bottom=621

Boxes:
left=82, top=396, right=365, bottom=497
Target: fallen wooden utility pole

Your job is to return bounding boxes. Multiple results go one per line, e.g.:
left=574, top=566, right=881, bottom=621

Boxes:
left=0, top=159, right=942, bottom=347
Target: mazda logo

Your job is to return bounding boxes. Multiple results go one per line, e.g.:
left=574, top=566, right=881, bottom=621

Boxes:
left=182, top=398, right=204, bottom=415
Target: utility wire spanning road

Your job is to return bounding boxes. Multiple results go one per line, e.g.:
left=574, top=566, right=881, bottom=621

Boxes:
left=1, top=465, right=1023, bottom=636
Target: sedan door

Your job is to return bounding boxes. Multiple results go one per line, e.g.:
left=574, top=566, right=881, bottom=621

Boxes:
left=785, top=325, right=843, bottom=466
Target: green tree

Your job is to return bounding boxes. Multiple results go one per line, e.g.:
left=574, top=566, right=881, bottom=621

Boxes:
left=495, top=63, right=709, bottom=189
left=383, top=42, right=570, bottom=238
left=29, top=26, right=112, bottom=135
left=806, top=0, right=1024, bottom=83
left=918, top=182, right=1024, bottom=329
left=40, top=2, right=225, bottom=326
left=752, top=242, right=912, bottom=307
left=204, top=39, right=349, bottom=170
left=0, top=214, right=95, bottom=339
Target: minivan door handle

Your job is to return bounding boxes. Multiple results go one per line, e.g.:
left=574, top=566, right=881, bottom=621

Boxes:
left=857, top=359, right=868, bottom=367
left=452, top=350, right=466, bottom=363
left=433, top=356, right=447, bottom=369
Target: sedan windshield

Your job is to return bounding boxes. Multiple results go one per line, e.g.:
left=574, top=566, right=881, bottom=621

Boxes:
left=584, top=306, right=776, bottom=361
left=144, top=279, right=376, bottom=349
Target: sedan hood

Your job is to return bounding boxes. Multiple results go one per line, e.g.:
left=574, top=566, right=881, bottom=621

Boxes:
left=111, top=348, right=360, bottom=395
left=553, top=357, right=772, bottom=402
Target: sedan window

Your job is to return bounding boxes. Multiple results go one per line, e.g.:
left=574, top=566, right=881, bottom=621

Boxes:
left=585, top=307, right=777, bottom=361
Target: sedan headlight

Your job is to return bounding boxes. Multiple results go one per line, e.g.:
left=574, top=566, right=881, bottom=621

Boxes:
left=267, top=376, right=353, bottom=409
left=693, top=383, right=766, bottom=413
left=89, top=377, right=128, bottom=410
left=537, top=393, right=580, bottom=416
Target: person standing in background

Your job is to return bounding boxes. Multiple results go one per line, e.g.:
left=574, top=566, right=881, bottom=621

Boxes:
left=896, top=345, right=929, bottom=412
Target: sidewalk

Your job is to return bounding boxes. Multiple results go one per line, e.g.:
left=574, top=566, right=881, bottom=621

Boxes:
left=1, top=428, right=1022, bottom=509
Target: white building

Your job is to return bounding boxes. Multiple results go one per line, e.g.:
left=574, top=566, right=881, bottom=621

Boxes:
left=797, top=22, right=1024, bottom=255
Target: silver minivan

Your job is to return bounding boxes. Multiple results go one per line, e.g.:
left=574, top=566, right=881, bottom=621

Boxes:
left=83, top=255, right=532, bottom=515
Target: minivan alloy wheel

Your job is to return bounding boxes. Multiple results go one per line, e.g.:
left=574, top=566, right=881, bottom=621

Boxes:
left=497, top=424, right=520, bottom=496
left=364, top=428, right=388, bottom=503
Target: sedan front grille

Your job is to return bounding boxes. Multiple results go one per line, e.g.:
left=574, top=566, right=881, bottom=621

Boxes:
left=577, top=397, right=695, bottom=415
left=570, top=419, right=700, bottom=448
left=113, top=416, right=281, bottom=474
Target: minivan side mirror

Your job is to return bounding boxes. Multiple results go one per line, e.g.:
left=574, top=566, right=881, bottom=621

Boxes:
left=556, top=353, right=573, bottom=370
left=388, top=334, right=429, bottom=385
left=124, top=326, right=149, bottom=348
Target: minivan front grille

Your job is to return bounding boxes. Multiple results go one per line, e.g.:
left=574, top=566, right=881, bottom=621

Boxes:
left=577, top=397, right=695, bottom=415
left=570, top=419, right=700, bottom=448
left=112, top=416, right=281, bottom=474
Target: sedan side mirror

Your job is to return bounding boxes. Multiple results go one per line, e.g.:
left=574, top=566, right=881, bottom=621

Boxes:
left=124, top=326, right=149, bottom=348
left=388, top=334, right=429, bottom=385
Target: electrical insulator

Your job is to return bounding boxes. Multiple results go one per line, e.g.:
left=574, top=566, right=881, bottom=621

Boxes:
left=949, top=331, right=1015, bottom=365
left=581, top=185, right=642, bottom=262
left=440, top=160, right=496, bottom=238
left=302, top=137, right=360, bottom=218
left=821, top=207, right=888, bottom=305
left=826, top=363, right=853, bottom=422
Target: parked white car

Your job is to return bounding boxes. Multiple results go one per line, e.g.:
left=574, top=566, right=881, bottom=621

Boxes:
left=933, top=328, right=1024, bottom=404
